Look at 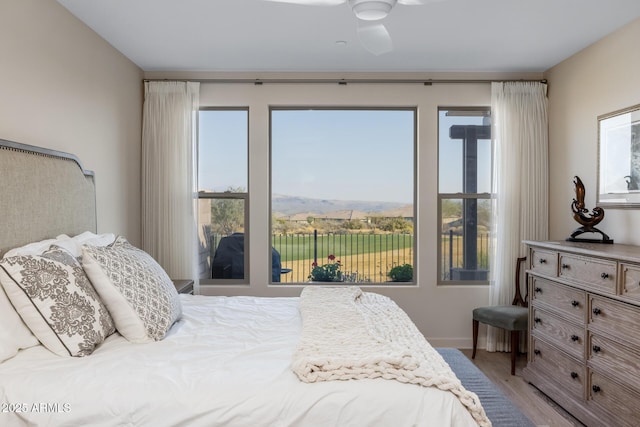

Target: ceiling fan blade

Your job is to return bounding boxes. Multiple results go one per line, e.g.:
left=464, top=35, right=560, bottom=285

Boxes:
left=357, top=23, right=393, bottom=56
left=264, top=0, right=346, bottom=5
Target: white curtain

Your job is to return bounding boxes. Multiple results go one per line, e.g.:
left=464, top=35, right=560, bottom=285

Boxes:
left=141, top=81, right=200, bottom=280
left=487, top=81, right=549, bottom=352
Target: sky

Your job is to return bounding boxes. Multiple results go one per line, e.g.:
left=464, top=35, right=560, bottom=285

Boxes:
left=198, top=108, right=491, bottom=204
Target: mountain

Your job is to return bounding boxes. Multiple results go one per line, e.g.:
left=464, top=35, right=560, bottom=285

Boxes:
left=272, top=194, right=409, bottom=216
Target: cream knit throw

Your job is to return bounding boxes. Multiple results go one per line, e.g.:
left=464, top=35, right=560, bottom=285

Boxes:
left=292, top=286, right=491, bottom=427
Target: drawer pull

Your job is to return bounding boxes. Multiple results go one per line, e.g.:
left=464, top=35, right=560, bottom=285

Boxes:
left=592, top=385, right=601, bottom=393
left=600, top=272, right=609, bottom=279
left=539, top=258, right=547, bottom=264
left=533, top=349, right=541, bottom=355
left=592, top=308, right=601, bottom=316
left=570, top=372, right=578, bottom=379
left=592, top=345, right=601, bottom=353
left=534, top=317, right=541, bottom=324
left=534, top=287, right=542, bottom=293
left=570, top=335, right=579, bottom=342
left=561, top=263, right=569, bottom=270
left=571, top=300, right=580, bottom=307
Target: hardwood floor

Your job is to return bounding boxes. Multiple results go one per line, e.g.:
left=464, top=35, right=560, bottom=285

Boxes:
left=458, top=349, right=585, bottom=427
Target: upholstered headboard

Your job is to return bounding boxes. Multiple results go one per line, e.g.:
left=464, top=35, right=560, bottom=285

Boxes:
left=0, top=139, right=97, bottom=257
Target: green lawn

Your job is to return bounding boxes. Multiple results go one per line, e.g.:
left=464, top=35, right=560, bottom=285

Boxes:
left=272, top=233, right=413, bottom=263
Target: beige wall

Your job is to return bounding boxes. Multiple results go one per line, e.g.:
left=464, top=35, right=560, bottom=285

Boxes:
left=545, top=18, right=640, bottom=244
left=142, top=78, right=513, bottom=347
left=0, top=0, right=143, bottom=244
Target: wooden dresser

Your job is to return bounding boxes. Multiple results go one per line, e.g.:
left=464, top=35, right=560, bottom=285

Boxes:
left=523, top=240, right=640, bottom=427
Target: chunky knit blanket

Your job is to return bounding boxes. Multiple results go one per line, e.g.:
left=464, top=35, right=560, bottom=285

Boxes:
left=292, top=286, right=491, bottom=427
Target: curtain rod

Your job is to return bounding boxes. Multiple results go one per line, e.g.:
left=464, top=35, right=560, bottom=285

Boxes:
left=143, top=78, right=547, bottom=86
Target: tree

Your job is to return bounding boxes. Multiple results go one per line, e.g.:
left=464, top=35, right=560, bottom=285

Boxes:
left=211, top=187, right=245, bottom=235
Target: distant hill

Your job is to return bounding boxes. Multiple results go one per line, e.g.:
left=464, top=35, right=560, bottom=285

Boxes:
left=272, top=194, right=410, bottom=216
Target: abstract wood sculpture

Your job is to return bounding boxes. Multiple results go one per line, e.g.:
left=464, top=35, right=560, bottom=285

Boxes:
left=567, top=176, right=613, bottom=243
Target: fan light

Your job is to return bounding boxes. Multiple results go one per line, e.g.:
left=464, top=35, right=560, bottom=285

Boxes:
left=348, top=0, right=397, bottom=21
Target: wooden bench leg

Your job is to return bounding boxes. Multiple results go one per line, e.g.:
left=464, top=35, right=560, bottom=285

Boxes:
left=511, top=330, right=519, bottom=375
left=472, top=319, right=479, bottom=359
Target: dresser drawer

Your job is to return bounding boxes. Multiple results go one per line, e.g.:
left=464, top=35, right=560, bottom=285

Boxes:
left=589, top=333, right=640, bottom=391
left=530, top=337, right=584, bottom=401
left=532, top=307, right=585, bottom=360
left=620, top=263, right=640, bottom=303
left=558, top=253, right=616, bottom=294
left=588, top=371, right=640, bottom=427
left=529, top=247, right=557, bottom=277
left=589, top=295, right=640, bottom=348
left=530, top=276, right=586, bottom=322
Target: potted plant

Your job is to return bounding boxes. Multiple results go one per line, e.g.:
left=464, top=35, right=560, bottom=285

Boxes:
left=308, top=254, right=343, bottom=282
left=387, top=264, right=413, bottom=282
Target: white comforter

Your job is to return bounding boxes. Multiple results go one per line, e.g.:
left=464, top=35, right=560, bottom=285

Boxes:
left=0, top=295, right=478, bottom=427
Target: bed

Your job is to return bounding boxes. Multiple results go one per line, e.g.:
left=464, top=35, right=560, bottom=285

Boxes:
left=0, top=139, right=533, bottom=427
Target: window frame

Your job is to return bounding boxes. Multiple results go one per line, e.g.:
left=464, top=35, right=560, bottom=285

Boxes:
left=268, top=106, right=418, bottom=285
left=436, top=106, right=492, bottom=286
left=197, top=107, right=250, bottom=285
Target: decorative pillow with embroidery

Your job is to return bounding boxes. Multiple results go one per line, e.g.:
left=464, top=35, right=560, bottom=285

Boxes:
left=0, top=246, right=116, bottom=357
left=81, top=236, right=182, bottom=343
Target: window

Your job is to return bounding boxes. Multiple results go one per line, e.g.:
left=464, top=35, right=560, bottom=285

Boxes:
left=197, top=108, right=249, bottom=283
left=438, top=107, right=491, bottom=284
left=270, top=108, right=415, bottom=284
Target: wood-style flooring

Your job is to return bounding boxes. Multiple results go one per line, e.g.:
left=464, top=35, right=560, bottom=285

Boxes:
left=458, top=349, right=585, bottom=427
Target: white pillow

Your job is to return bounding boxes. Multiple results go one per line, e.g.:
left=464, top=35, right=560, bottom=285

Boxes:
left=54, top=232, right=116, bottom=258
left=82, top=236, right=182, bottom=343
left=3, top=235, right=70, bottom=258
left=0, top=278, right=39, bottom=363
left=0, top=246, right=116, bottom=357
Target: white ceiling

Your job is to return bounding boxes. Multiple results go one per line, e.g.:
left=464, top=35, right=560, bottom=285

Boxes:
left=57, top=0, right=640, bottom=73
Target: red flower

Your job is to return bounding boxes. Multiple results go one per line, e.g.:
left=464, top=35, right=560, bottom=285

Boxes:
left=312, top=262, right=318, bottom=267
left=328, top=254, right=336, bottom=261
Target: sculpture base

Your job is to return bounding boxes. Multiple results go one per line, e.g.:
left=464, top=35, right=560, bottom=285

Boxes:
left=568, top=226, right=612, bottom=244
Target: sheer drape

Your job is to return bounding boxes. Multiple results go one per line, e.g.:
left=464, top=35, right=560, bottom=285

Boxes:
left=487, top=81, right=549, bottom=352
left=142, top=81, right=200, bottom=280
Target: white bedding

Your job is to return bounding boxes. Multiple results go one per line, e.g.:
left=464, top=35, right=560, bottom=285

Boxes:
left=0, top=295, right=478, bottom=427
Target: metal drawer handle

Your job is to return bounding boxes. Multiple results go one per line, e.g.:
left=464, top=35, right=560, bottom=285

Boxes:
left=534, top=317, right=541, bottom=324
left=601, top=272, right=609, bottom=279
left=592, top=345, right=601, bottom=353
left=571, top=300, right=580, bottom=307
left=533, top=349, right=541, bottom=355
left=561, top=263, right=569, bottom=270
left=592, top=308, right=601, bottom=316
left=539, top=258, right=547, bottom=264
left=534, top=287, right=542, bottom=293
left=571, top=335, right=579, bottom=342
left=570, top=372, right=578, bottom=379
left=592, top=385, right=601, bottom=393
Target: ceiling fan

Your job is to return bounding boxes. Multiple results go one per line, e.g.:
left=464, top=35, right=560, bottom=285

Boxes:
left=266, top=0, right=441, bottom=56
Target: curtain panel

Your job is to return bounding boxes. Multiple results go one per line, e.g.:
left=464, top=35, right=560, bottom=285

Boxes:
left=142, top=81, right=200, bottom=280
left=487, top=81, right=549, bottom=352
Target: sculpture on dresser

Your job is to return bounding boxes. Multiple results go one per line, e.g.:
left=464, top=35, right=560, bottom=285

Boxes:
left=567, top=176, right=613, bottom=243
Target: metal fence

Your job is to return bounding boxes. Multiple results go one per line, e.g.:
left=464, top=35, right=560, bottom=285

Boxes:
left=440, top=231, right=490, bottom=281
left=272, top=231, right=414, bottom=283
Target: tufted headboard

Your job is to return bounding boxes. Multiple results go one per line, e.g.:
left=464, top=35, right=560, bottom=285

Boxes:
left=0, top=139, right=97, bottom=257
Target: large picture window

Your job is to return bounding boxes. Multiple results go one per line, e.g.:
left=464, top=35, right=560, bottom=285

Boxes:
left=270, top=108, right=416, bottom=284
left=197, top=108, right=249, bottom=284
left=438, top=108, right=492, bottom=284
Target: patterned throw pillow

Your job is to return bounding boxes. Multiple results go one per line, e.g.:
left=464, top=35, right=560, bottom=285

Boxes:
left=81, top=236, right=182, bottom=343
left=0, top=246, right=116, bottom=357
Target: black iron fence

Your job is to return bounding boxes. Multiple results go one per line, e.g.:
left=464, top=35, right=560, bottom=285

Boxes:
left=441, top=231, right=490, bottom=281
